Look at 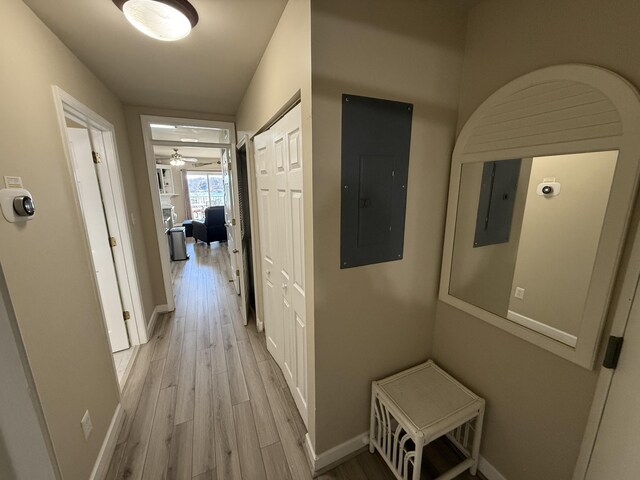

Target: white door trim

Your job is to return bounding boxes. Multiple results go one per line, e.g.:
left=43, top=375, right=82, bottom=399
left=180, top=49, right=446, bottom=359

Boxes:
left=239, top=135, right=265, bottom=330
left=139, top=115, right=237, bottom=313
left=52, top=86, right=148, bottom=346
left=573, top=210, right=640, bottom=479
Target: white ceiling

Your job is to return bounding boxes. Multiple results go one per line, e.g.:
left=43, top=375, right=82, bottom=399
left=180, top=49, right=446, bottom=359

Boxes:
left=24, top=0, right=288, bottom=114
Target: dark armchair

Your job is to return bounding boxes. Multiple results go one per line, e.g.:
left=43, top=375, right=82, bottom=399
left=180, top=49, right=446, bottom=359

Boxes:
left=192, top=206, right=227, bottom=245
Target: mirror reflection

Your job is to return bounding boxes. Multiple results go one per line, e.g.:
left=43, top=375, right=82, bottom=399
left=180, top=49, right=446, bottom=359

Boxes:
left=449, top=151, right=618, bottom=346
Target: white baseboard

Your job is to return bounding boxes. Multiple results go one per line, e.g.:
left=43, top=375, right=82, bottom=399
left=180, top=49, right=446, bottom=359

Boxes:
left=89, top=403, right=125, bottom=480
left=305, top=432, right=369, bottom=475
left=304, top=430, right=506, bottom=480
left=478, top=455, right=507, bottom=480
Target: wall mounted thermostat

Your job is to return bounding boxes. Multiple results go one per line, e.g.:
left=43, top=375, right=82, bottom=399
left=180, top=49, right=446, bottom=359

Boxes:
left=0, top=188, right=36, bottom=223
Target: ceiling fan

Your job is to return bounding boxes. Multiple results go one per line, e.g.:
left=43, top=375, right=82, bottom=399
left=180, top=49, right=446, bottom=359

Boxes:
left=156, top=148, right=198, bottom=166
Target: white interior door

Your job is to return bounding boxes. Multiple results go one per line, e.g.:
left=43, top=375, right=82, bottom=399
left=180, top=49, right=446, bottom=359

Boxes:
left=229, top=146, right=249, bottom=325
left=253, top=104, right=307, bottom=425
left=67, top=127, right=129, bottom=353
left=585, top=277, right=640, bottom=479
left=222, top=150, right=241, bottom=295
left=254, top=129, right=284, bottom=365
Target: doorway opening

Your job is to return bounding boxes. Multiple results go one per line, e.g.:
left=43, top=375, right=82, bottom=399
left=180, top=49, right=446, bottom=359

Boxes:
left=236, top=140, right=256, bottom=317
left=53, top=87, right=146, bottom=387
left=140, top=116, right=251, bottom=325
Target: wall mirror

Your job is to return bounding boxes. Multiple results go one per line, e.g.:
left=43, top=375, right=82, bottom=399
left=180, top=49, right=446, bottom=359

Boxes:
left=440, top=65, right=640, bottom=368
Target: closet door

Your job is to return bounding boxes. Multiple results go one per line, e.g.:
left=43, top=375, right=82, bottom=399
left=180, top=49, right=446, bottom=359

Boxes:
left=274, top=105, right=307, bottom=424
left=254, top=130, right=284, bottom=365
left=253, top=104, right=307, bottom=426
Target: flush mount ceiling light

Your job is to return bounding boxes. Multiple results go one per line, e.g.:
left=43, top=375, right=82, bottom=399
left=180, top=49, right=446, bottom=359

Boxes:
left=113, top=0, right=199, bottom=41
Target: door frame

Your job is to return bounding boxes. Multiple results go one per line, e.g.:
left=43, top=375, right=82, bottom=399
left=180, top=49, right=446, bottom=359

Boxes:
left=139, top=115, right=238, bottom=314
left=52, top=86, right=148, bottom=347
left=238, top=135, right=264, bottom=330
left=573, top=207, right=640, bottom=478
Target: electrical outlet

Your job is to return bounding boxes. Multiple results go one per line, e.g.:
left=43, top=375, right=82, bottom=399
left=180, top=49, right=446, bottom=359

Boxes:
left=81, top=410, right=93, bottom=441
left=515, top=287, right=525, bottom=300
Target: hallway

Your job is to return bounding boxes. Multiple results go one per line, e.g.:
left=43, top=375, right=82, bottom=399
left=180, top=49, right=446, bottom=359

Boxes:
left=106, top=240, right=478, bottom=480
left=106, top=239, right=311, bottom=479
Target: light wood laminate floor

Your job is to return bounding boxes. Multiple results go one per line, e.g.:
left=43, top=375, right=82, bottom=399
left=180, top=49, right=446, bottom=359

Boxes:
left=106, top=240, right=482, bottom=480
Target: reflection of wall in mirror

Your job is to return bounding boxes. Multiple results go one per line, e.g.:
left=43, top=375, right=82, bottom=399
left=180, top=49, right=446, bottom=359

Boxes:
left=449, top=159, right=532, bottom=315
left=507, top=151, right=618, bottom=341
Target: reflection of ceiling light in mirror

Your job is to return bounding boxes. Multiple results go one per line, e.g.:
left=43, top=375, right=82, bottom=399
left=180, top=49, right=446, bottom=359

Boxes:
left=113, top=0, right=199, bottom=42
left=180, top=138, right=198, bottom=142
left=150, top=123, right=175, bottom=129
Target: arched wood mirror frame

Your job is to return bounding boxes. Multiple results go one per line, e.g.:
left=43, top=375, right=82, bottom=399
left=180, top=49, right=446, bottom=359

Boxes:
left=440, top=64, right=640, bottom=368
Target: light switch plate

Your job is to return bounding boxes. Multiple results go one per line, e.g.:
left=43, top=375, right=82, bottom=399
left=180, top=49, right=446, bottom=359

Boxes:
left=515, top=287, right=525, bottom=300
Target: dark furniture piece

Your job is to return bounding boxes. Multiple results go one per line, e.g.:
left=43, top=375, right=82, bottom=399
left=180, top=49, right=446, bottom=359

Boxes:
left=192, top=206, right=227, bottom=245
left=182, top=219, right=193, bottom=238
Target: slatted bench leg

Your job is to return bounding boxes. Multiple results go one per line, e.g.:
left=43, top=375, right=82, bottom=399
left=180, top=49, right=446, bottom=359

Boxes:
left=369, top=390, right=377, bottom=453
left=470, top=408, right=485, bottom=476
left=412, top=437, right=424, bottom=480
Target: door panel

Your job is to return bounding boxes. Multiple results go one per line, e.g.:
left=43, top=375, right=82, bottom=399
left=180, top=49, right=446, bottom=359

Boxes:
left=254, top=104, right=308, bottom=426
left=67, top=128, right=129, bottom=353
left=222, top=150, right=240, bottom=294
left=254, top=131, right=284, bottom=365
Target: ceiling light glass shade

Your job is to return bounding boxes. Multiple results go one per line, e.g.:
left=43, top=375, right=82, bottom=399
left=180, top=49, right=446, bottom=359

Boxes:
left=113, top=0, right=199, bottom=41
left=169, top=148, right=185, bottom=166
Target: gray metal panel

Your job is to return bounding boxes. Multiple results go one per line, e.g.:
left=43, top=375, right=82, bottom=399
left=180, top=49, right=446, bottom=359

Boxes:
left=473, top=159, right=521, bottom=247
left=341, top=94, right=413, bottom=268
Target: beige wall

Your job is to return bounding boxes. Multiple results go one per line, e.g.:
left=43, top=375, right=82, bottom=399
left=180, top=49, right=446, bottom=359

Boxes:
left=0, top=1, right=153, bottom=478
left=235, top=0, right=317, bottom=445
left=433, top=0, right=640, bottom=478
left=124, top=105, right=234, bottom=307
left=310, top=0, right=468, bottom=453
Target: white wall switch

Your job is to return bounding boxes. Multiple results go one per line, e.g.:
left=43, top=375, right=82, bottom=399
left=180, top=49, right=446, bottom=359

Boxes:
left=81, top=410, right=93, bottom=441
left=515, top=287, right=525, bottom=300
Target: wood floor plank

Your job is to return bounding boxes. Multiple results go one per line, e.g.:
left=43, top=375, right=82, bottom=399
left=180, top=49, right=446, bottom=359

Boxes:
left=261, top=442, right=293, bottom=480
left=229, top=296, right=249, bottom=342
left=192, top=349, right=215, bottom=476
left=236, top=339, right=279, bottom=447
left=335, top=458, right=368, bottom=480
left=210, top=320, right=227, bottom=374
left=258, top=360, right=311, bottom=480
left=161, top=316, right=185, bottom=390
left=233, top=401, right=267, bottom=480
left=247, top=321, right=269, bottom=363
left=269, top=356, right=288, bottom=390
left=141, top=386, right=176, bottom=480
left=116, top=340, right=155, bottom=445
left=166, top=421, right=193, bottom=480
left=104, top=442, right=126, bottom=480
left=152, top=314, right=173, bottom=361
left=221, top=324, right=250, bottom=405
left=280, top=382, right=307, bottom=443
left=356, top=452, right=396, bottom=480
left=175, top=331, right=197, bottom=425
left=192, top=471, right=217, bottom=480
left=116, top=358, right=165, bottom=480
left=212, top=371, right=242, bottom=480
left=215, top=284, right=233, bottom=326
left=196, top=269, right=212, bottom=351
